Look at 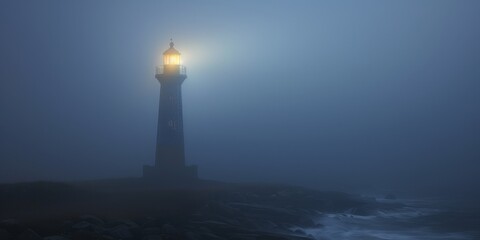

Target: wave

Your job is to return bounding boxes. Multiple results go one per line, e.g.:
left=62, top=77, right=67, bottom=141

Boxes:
left=296, top=197, right=477, bottom=240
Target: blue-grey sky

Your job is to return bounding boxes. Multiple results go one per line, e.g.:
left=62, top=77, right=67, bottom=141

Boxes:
left=1, top=0, right=479, bottom=193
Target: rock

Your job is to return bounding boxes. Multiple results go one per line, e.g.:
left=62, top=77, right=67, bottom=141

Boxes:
left=105, top=224, right=132, bottom=239
left=61, top=221, right=74, bottom=229
left=44, top=236, right=70, bottom=240
left=199, top=233, right=224, bottom=240
left=71, top=221, right=104, bottom=234
left=141, top=219, right=161, bottom=229
left=0, top=228, right=11, bottom=240
left=70, top=230, right=103, bottom=240
left=196, top=227, right=212, bottom=234
left=256, top=234, right=289, bottom=240
left=142, top=235, right=163, bottom=240
left=185, top=231, right=198, bottom=240
left=160, top=224, right=177, bottom=235
left=18, top=229, right=42, bottom=240
left=107, top=219, right=138, bottom=229
left=142, top=227, right=162, bottom=236
left=71, top=221, right=94, bottom=232
left=207, top=202, right=240, bottom=217
left=0, top=219, right=27, bottom=235
left=79, top=215, right=104, bottom=227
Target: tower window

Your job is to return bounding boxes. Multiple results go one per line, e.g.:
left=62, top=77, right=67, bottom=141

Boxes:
left=168, top=120, right=177, bottom=130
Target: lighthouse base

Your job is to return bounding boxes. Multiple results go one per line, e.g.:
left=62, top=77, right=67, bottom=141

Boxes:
left=142, top=164, right=198, bottom=183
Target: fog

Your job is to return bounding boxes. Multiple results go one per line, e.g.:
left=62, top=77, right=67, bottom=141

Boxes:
left=1, top=0, right=479, bottom=195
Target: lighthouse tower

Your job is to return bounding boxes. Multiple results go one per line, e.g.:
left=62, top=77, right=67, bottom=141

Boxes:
left=143, top=40, right=198, bottom=181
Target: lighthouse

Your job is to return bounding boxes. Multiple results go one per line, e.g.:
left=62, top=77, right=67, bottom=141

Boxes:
left=143, top=40, right=198, bottom=181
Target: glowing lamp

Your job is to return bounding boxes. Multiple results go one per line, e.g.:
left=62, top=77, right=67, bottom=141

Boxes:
left=163, top=41, right=181, bottom=65
left=156, top=40, right=186, bottom=76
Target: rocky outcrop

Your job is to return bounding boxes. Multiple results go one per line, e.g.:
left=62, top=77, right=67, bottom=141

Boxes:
left=0, top=182, right=398, bottom=240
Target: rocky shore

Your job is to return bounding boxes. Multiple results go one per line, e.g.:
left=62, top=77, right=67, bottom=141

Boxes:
left=0, top=180, right=403, bottom=240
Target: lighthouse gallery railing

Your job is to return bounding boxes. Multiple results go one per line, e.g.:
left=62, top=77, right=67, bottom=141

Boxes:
left=156, top=65, right=187, bottom=75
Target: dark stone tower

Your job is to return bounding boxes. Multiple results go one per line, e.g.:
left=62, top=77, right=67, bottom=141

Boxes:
left=143, top=40, right=198, bottom=181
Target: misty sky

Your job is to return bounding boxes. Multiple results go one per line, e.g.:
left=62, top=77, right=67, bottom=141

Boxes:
left=0, top=0, right=479, bottom=193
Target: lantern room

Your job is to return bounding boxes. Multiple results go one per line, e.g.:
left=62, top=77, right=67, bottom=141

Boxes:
left=156, top=40, right=186, bottom=76
left=163, top=41, right=181, bottom=65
